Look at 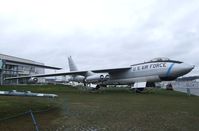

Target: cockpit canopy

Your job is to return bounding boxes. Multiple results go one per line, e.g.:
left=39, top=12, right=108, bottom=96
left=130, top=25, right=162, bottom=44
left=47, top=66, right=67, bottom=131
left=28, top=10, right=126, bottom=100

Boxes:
left=149, top=57, right=182, bottom=63
left=150, top=57, right=170, bottom=62
left=131, top=57, right=183, bottom=66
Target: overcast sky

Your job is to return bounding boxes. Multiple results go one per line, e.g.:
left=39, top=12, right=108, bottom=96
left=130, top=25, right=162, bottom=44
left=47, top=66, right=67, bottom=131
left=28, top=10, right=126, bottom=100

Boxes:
left=0, top=0, right=199, bottom=75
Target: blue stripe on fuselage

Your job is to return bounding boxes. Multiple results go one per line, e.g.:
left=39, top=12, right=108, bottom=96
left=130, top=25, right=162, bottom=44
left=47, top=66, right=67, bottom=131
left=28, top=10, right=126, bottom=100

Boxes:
left=166, top=63, right=175, bottom=77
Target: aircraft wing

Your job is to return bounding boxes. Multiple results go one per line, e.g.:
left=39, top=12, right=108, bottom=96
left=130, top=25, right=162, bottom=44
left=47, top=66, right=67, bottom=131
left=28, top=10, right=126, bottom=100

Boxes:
left=4, top=71, right=88, bottom=80
left=90, top=67, right=131, bottom=73
left=5, top=67, right=132, bottom=80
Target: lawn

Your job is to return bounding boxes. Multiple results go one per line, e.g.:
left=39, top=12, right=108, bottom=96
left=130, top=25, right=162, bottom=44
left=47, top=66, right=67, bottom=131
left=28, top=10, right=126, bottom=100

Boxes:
left=0, top=85, right=199, bottom=131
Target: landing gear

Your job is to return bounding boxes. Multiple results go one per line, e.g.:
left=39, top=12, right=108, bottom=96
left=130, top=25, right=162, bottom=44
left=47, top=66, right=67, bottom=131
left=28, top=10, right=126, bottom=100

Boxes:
left=83, top=82, right=87, bottom=86
left=130, top=82, right=156, bottom=93
left=92, top=85, right=101, bottom=90
left=130, top=82, right=146, bottom=93
left=134, top=88, right=145, bottom=93
left=146, top=82, right=155, bottom=87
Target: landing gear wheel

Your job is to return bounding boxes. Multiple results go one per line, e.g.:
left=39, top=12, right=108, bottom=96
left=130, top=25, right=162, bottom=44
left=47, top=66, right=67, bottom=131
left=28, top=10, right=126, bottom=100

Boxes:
left=92, top=85, right=101, bottom=90
left=135, top=88, right=145, bottom=93
left=131, top=88, right=145, bottom=93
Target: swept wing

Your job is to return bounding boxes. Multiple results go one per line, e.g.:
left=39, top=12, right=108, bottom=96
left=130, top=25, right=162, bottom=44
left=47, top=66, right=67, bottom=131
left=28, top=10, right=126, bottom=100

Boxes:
left=5, top=67, right=131, bottom=80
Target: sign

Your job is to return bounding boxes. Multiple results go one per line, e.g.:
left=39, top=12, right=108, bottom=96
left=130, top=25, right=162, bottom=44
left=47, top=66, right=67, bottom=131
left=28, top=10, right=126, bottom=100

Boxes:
left=132, top=63, right=167, bottom=71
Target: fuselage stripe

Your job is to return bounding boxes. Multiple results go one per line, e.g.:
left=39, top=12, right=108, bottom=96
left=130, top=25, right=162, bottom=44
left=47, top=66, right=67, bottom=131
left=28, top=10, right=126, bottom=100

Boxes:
left=166, top=63, right=175, bottom=77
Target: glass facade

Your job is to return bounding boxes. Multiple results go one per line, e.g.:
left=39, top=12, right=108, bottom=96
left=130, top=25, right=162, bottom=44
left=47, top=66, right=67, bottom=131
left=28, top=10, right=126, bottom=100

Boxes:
left=0, top=54, right=59, bottom=85
left=1, top=62, right=45, bottom=85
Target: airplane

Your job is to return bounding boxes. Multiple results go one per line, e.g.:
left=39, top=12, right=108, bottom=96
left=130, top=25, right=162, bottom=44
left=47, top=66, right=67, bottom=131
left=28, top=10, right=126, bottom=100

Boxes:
left=5, top=57, right=195, bottom=92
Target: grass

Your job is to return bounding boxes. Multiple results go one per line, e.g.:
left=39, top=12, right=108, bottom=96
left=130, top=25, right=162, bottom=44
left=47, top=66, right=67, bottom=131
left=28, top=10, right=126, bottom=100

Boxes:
left=0, top=85, right=199, bottom=130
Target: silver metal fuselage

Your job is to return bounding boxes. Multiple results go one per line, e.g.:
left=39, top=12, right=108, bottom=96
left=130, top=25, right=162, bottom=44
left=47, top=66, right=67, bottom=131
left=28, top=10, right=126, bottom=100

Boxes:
left=5, top=57, right=194, bottom=87
left=71, top=61, right=194, bottom=85
left=103, top=62, right=194, bottom=85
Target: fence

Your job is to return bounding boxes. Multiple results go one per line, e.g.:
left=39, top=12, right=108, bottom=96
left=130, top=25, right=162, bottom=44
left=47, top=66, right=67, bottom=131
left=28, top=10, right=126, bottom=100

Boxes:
left=171, top=81, right=199, bottom=96
left=0, top=107, right=57, bottom=131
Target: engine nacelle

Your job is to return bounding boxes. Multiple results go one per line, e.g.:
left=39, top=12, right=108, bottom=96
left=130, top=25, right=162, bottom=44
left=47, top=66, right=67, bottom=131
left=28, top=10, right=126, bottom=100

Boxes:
left=28, top=77, right=38, bottom=84
left=68, top=76, right=85, bottom=83
left=105, top=75, right=110, bottom=80
left=85, top=74, right=104, bottom=83
left=85, top=73, right=109, bottom=83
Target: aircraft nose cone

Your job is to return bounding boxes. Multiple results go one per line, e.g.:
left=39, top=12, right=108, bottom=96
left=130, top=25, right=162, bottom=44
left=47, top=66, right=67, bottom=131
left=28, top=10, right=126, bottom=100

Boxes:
left=191, top=65, right=195, bottom=70
left=184, top=64, right=195, bottom=72
left=173, top=63, right=195, bottom=77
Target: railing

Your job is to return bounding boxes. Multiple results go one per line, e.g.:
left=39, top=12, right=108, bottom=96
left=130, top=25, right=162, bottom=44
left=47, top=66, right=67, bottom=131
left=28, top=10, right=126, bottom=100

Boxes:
left=171, top=81, right=199, bottom=96
left=0, top=107, right=56, bottom=131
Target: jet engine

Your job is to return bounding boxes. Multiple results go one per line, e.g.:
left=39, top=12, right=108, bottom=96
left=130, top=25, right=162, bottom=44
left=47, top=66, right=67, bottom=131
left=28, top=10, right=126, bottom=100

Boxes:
left=68, top=76, right=85, bottom=83
left=105, top=75, right=110, bottom=80
left=28, top=77, right=38, bottom=84
left=85, top=73, right=109, bottom=83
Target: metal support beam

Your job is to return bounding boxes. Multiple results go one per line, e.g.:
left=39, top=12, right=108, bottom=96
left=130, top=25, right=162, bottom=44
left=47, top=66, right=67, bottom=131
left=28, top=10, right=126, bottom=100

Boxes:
left=16, top=65, right=19, bottom=85
left=0, top=70, right=3, bottom=85
left=29, top=109, right=39, bottom=131
left=187, top=88, right=191, bottom=96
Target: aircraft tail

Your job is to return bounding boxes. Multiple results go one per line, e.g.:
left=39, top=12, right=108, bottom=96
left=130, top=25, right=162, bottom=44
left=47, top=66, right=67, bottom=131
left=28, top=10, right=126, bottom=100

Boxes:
left=68, top=56, right=78, bottom=71
left=68, top=56, right=94, bottom=76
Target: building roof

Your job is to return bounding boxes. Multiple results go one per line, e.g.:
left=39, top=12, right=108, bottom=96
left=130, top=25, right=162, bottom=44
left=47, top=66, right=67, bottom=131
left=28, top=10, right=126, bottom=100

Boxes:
left=0, top=53, right=61, bottom=70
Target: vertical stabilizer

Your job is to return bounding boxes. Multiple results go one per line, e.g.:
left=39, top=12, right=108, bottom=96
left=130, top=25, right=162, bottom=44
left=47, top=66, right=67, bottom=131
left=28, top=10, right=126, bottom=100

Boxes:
left=68, top=56, right=78, bottom=71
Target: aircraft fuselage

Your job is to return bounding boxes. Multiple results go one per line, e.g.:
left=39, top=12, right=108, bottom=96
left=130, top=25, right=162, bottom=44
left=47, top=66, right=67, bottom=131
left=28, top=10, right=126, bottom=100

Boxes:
left=70, top=61, right=194, bottom=86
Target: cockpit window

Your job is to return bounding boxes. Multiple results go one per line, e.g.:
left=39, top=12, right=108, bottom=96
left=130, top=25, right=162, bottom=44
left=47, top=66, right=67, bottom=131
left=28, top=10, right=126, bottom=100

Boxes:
left=148, top=57, right=182, bottom=63
left=150, top=57, right=170, bottom=62
left=131, top=57, right=183, bottom=66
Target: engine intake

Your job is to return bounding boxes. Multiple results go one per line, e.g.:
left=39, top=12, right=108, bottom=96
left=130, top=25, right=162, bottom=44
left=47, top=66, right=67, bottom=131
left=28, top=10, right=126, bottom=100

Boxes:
left=28, top=77, right=38, bottom=84
left=85, top=73, right=108, bottom=83
left=105, top=75, right=110, bottom=80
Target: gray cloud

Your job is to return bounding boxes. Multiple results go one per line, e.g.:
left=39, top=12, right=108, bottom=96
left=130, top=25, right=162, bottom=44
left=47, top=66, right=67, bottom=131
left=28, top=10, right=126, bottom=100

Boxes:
left=0, top=0, right=199, bottom=75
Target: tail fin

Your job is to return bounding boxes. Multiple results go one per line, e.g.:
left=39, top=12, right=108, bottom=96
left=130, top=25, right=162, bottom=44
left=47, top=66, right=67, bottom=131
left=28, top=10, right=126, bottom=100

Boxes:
left=68, top=56, right=78, bottom=71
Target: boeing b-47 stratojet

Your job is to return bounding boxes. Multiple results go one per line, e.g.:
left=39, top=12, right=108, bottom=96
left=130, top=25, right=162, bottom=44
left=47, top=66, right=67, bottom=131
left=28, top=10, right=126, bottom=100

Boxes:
left=5, top=57, right=194, bottom=91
